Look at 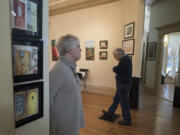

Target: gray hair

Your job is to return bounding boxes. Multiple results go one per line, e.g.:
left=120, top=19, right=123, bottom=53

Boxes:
left=113, top=48, right=125, bottom=55
left=56, top=34, right=79, bottom=56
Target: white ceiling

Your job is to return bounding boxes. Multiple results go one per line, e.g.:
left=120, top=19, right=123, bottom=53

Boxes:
left=49, top=0, right=89, bottom=10
left=49, top=0, right=167, bottom=11
left=49, top=0, right=122, bottom=16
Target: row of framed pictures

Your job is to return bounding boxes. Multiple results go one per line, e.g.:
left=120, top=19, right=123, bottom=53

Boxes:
left=100, top=39, right=135, bottom=56
left=14, top=82, right=43, bottom=127
left=13, top=39, right=44, bottom=127
left=86, top=50, right=133, bottom=60
left=85, top=39, right=134, bottom=60
left=122, top=40, right=156, bottom=60
left=123, top=22, right=135, bottom=56
left=11, top=0, right=42, bottom=39
left=11, top=0, right=44, bottom=128
left=99, top=40, right=108, bottom=60
left=85, top=49, right=108, bottom=60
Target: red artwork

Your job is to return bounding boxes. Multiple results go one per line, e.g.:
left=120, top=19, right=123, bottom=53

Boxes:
left=52, top=46, right=59, bottom=61
left=14, top=0, right=26, bottom=30
left=51, top=40, right=59, bottom=61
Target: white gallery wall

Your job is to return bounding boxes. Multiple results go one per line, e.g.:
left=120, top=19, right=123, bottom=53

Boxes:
left=0, top=0, right=15, bottom=134
left=49, top=0, right=145, bottom=90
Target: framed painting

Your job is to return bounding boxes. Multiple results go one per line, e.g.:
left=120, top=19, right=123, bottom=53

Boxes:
left=122, top=39, right=135, bottom=55
left=11, top=0, right=42, bottom=39
left=12, top=39, right=43, bottom=83
left=100, top=40, right=108, bottom=49
left=85, top=40, right=95, bottom=60
left=99, top=51, right=108, bottom=60
left=124, top=22, right=135, bottom=39
left=14, top=81, right=43, bottom=128
left=86, top=48, right=94, bottom=60
left=146, top=42, right=156, bottom=60
left=14, top=91, right=27, bottom=122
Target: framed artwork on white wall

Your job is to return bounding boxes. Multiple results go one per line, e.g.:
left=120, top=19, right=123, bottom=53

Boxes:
left=99, top=51, right=108, bottom=60
left=11, top=0, right=42, bottom=39
left=124, top=22, right=135, bottom=39
left=122, top=39, right=135, bottom=55
left=146, top=42, right=156, bottom=60
left=12, top=39, right=43, bottom=83
left=100, top=40, right=108, bottom=49
left=14, top=82, right=43, bottom=128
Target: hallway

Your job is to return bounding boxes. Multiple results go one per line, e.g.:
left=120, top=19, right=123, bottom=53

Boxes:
left=80, top=92, right=180, bottom=135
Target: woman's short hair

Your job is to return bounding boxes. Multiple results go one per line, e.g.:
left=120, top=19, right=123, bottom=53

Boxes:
left=56, top=34, right=79, bottom=56
left=113, top=48, right=125, bottom=55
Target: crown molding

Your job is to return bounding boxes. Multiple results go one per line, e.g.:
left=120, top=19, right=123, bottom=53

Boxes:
left=49, top=0, right=121, bottom=16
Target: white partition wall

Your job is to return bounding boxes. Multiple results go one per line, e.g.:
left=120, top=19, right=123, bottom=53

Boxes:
left=0, top=0, right=15, bottom=135
left=15, top=0, right=49, bottom=135
left=0, top=0, right=49, bottom=135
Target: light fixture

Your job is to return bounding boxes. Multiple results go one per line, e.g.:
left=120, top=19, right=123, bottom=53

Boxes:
left=49, top=0, right=66, bottom=6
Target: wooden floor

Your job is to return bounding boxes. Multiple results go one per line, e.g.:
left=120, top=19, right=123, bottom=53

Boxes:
left=79, top=92, right=180, bottom=135
left=159, top=84, right=174, bottom=102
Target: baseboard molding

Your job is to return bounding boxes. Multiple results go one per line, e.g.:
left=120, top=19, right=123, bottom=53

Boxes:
left=143, top=86, right=157, bottom=96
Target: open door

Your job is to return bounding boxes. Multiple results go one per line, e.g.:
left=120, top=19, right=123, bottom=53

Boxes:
left=159, top=32, right=180, bottom=101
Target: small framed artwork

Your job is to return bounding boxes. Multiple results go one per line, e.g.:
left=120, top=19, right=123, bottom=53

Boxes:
left=12, top=39, right=43, bottom=83
left=14, top=91, right=27, bottom=122
left=124, top=22, right=135, bottom=39
left=146, top=42, right=156, bottom=60
left=14, top=82, right=43, bottom=128
left=99, top=51, right=108, bottom=60
left=86, top=48, right=95, bottom=60
left=51, top=40, right=59, bottom=61
left=100, top=40, right=108, bottom=49
left=85, top=40, right=95, bottom=60
left=11, top=0, right=42, bottom=39
left=122, top=39, right=135, bottom=55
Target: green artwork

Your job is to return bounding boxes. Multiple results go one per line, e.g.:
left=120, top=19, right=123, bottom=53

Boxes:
left=85, top=40, right=95, bottom=60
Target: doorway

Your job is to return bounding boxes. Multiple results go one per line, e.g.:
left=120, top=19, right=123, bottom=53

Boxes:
left=159, top=32, right=180, bottom=101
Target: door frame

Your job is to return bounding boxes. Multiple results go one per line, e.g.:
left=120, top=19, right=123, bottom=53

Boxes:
left=154, top=22, right=180, bottom=95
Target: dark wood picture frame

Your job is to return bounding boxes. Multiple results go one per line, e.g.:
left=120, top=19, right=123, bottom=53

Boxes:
left=12, top=39, right=43, bottom=83
left=14, top=81, right=43, bottom=128
left=86, top=48, right=95, bottom=60
left=12, top=0, right=42, bottom=39
left=100, top=40, right=108, bottom=49
left=122, top=39, right=135, bottom=55
left=99, top=51, right=108, bottom=60
left=146, top=42, right=156, bottom=60
left=124, top=22, right=135, bottom=39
